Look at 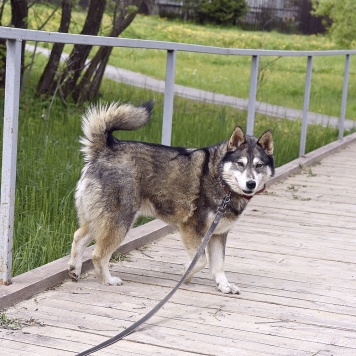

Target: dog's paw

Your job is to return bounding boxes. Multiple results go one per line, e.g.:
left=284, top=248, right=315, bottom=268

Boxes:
left=103, top=276, right=123, bottom=286
left=218, top=282, right=240, bottom=294
left=181, top=265, right=193, bottom=284
left=68, top=271, right=79, bottom=282
left=68, top=266, right=80, bottom=282
left=183, top=274, right=193, bottom=284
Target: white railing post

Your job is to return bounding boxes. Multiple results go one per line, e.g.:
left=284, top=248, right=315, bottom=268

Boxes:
left=246, top=55, right=259, bottom=136
left=0, top=39, right=22, bottom=285
left=339, top=54, right=351, bottom=140
left=299, top=56, right=313, bottom=157
left=161, top=49, right=176, bottom=146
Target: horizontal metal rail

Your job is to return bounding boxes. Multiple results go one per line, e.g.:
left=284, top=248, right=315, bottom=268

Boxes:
left=0, top=26, right=354, bottom=285
left=1, top=26, right=356, bottom=57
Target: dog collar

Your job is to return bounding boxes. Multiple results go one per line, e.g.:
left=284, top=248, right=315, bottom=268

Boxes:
left=223, top=183, right=266, bottom=201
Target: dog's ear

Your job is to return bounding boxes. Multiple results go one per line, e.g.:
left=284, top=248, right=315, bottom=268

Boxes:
left=258, top=130, right=274, bottom=156
left=227, top=126, right=246, bottom=151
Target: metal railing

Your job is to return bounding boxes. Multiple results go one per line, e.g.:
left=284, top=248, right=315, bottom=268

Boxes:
left=0, top=26, right=355, bottom=285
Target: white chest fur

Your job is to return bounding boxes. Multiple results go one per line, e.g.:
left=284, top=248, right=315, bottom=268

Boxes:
left=206, top=211, right=237, bottom=235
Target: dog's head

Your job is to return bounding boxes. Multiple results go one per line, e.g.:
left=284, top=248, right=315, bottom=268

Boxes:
left=220, top=126, right=275, bottom=197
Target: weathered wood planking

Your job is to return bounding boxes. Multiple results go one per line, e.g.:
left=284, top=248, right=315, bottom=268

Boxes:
left=0, top=142, right=356, bottom=355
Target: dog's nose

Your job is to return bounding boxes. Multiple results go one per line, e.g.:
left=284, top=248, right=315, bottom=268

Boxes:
left=246, top=180, right=256, bottom=190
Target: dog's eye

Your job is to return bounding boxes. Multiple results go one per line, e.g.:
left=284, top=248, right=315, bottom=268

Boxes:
left=255, top=163, right=264, bottom=168
left=237, top=161, right=244, bottom=167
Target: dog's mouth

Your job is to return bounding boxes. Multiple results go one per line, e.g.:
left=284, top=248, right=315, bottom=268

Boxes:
left=242, top=190, right=254, bottom=195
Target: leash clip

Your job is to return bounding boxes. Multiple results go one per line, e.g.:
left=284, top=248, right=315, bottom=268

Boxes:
left=217, top=192, right=231, bottom=214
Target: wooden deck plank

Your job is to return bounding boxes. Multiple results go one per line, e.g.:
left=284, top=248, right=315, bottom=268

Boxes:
left=0, top=338, right=74, bottom=356
left=118, top=241, right=356, bottom=285
left=6, top=286, right=352, bottom=355
left=5, top=275, right=356, bottom=355
left=2, top=308, right=307, bottom=356
left=113, top=255, right=356, bottom=301
left=1, top=140, right=356, bottom=355
left=48, top=282, right=356, bottom=338
left=144, top=232, right=356, bottom=266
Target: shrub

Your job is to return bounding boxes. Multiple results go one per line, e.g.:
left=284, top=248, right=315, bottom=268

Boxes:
left=195, top=0, right=248, bottom=26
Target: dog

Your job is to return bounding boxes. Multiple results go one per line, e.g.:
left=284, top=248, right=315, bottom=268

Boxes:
left=68, top=100, right=274, bottom=294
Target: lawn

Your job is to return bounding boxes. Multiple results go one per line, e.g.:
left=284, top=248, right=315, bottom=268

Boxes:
left=20, top=6, right=356, bottom=120
left=108, top=15, right=355, bottom=119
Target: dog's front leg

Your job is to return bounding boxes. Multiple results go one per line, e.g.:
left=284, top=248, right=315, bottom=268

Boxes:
left=180, top=226, right=208, bottom=283
left=207, top=233, right=240, bottom=294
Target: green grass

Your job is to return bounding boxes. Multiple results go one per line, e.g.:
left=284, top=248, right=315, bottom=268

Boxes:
left=0, top=10, right=353, bottom=276
left=10, top=97, right=82, bottom=275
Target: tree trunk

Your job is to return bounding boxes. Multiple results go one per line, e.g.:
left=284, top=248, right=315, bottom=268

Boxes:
left=6, top=0, right=28, bottom=85
left=74, top=0, right=143, bottom=104
left=36, top=0, right=73, bottom=96
left=58, top=0, right=106, bottom=100
left=74, top=45, right=112, bottom=104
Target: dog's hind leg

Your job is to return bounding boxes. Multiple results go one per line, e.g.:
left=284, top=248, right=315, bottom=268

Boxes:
left=68, top=225, right=93, bottom=281
left=207, top=233, right=240, bottom=294
left=91, top=222, right=131, bottom=286
left=68, top=225, right=92, bottom=281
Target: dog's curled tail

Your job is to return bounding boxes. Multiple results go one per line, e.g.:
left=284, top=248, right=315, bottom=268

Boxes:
left=80, top=100, right=154, bottom=162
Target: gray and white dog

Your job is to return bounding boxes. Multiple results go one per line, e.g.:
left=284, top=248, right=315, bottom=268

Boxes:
left=68, top=100, right=274, bottom=294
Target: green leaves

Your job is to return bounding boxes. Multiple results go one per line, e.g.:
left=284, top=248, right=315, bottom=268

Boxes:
left=312, top=0, right=356, bottom=48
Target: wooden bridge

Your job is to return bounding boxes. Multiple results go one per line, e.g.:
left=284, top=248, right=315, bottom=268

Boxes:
left=1, top=135, right=356, bottom=355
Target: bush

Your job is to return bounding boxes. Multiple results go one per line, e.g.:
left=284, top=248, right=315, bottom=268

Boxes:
left=195, top=0, right=248, bottom=26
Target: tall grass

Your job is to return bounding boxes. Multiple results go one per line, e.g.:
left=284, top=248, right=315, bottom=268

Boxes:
left=8, top=99, right=82, bottom=275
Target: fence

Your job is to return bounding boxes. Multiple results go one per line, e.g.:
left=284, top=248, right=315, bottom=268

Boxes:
left=241, top=4, right=298, bottom=32
left=0, top=26, right=355, bottom=285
